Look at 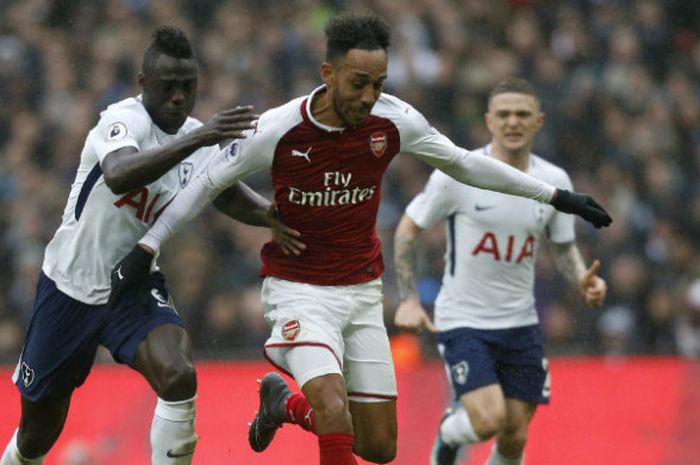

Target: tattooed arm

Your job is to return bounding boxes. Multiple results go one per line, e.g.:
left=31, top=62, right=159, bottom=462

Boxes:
left=548, top=241, right=607, bottom=307
left=393, top=215, right=437, bottom=333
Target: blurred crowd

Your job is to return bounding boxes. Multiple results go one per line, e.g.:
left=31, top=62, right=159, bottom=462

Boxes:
left=1, top=0, right=700, bottom=364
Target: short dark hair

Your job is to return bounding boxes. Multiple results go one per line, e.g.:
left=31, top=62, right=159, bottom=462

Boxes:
left=325, top=12, right=391, bottom=62
left=488, top=78, right=538, bottom=105
left=142, top=26, right=195, bottom=71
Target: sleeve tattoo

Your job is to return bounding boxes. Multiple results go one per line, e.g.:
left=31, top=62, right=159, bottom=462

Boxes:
left=549, top=241, right=587, bottom=289
left=394, top=233, right=419, bottom=302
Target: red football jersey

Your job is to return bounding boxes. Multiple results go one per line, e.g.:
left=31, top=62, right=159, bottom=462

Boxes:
left=143, top=86, right=556, bottom=285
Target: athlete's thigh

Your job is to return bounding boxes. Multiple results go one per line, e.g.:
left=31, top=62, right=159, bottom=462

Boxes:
left=15, top=272, right=104, bottom=402
left=349, top=399, right=397, bottom=446
left=496, top=325, right=550, bottom=405
left=261, top=277, right=349, bottom=375
left=101, top=272, right=185, bottom=368
left=502, top=397, right=536, bottom=433
left=135, top=324, right=193, bottom=374
left=438, top=327, right=500, bottom=400
left=459, top=383, right=506, bottom=422
left=342, top=279, right=397, bottom=400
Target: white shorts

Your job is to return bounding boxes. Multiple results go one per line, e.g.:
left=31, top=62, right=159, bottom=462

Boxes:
left=261, top=276, right=397, bottom=401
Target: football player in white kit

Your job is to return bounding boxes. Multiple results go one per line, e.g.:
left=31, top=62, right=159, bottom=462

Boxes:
left=109, top=15, right=610, bottom=465
left=393, top=78, right=608, bottom=465
left=0, top=27, right=301, bottom=465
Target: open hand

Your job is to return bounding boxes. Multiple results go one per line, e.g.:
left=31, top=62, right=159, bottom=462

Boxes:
left=196, top=106, right=259, bottom=146
left=394, top=298, right=438, bottom=334
left=267, top=204, right=306, bottom=256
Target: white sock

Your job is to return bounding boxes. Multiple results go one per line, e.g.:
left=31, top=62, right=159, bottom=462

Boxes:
left=151, top=396, right=199, bottom=465
left=440, top=407, right=481, bottom=447
left=0, top=429, right=45, bottom=465
left=485, top=443, right=523, bottom=465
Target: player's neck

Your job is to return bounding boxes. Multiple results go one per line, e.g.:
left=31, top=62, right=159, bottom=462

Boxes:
left=311, top=89, right=345, bottom=128
left=490, top=144, right=530, bottom=172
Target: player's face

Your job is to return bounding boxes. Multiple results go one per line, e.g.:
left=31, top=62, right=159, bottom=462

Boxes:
left=325, top=48, right=387, bottom=128
left=139, top=54, right=198, bottom=134
left=486, top=93, right=543, bottom=154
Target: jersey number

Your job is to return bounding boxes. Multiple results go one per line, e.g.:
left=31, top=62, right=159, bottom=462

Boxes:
left=472, top=232, right=534, bottom=263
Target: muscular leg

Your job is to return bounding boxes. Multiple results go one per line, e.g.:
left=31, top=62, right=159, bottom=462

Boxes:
left=134, top=324, right=198, bottom=465
left=349, top=400, right=397, bottom=464
left=440, top=383, right=505, bottom=448
left=490, top=399, right=536, bottom=462
left=301, top=374, right=361, bottom=465
left=459, top=384, right=506, bottom=440
left=0, top=396, right=71, bottom=464
left=302, top=374, right=352, bottom=434
left=135, top=324, right=196, bottom=400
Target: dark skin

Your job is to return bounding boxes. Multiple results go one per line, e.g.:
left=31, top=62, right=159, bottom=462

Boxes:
left=297, top=48, right=397, bottom=464
left=15, top=51, right=276, bottom=459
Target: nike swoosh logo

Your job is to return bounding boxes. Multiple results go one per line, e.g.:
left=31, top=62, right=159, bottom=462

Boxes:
left=116, top=266, right=124, bottom=280
left=474, top=205, right=495, bottom=212
left=166, top=449, right=195, bottom=458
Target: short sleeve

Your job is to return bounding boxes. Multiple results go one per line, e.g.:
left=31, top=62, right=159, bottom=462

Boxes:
left=405, top=170, right=461, bottom=229
left=93, top=105, right=150, bottom=163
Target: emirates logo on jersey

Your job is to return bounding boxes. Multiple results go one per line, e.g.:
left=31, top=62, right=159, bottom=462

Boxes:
left=369, top=132, right=387, bottom=157
left=282, top=320, right=301, bottom=341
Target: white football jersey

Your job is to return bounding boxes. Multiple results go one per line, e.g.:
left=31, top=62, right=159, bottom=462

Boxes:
left=406, top=145, right=575, bottom=330
left=42, top=96, right=215, bottom=304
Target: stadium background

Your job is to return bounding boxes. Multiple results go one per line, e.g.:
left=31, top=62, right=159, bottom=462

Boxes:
left=0, top=0, right=699, bottom=463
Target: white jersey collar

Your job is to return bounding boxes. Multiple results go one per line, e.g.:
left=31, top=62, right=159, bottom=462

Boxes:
left=305, top=85, right=346, bottom=133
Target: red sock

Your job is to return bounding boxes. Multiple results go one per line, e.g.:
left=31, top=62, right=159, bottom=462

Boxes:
left=285, top=392, right=317, bottom=434
left=319, top=433, right=357, bottom=465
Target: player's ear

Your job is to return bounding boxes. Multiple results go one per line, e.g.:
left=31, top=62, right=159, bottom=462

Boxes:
left=137, top=72, right=146, bottom=87
left=320, top=62, right=333, bottom=87
left=485, top=112, right=494, bottom=132
left=536, top=112, right=545, bottom=130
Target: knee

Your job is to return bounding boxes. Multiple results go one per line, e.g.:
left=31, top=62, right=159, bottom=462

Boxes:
left=311, top=390, right=348, bottom=423
left=304, top=377, right=352, bottom=431
left=498, top=423, right=529, bottom=456
left=470, top=408, right=504, bottom=440
left=155, top=360, right=197, bottom=400
left=354, top=435, right=396, bottom=464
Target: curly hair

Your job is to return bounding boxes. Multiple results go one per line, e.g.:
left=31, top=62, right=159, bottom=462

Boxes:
left=325, top=12, right=391, bottom=62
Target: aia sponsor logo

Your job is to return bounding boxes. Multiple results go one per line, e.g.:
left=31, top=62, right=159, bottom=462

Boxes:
left=369, top=132, right=387, bottom=157
left=472, top=232, right=535, bottom=264
left=282, top=320, right=301, bottom=341
left=114, top=187, right=173, bottom=224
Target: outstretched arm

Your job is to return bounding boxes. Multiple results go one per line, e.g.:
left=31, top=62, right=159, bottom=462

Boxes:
left=393, top=215, right=437, bottom=333
left=397, top=103, right=611, bottom=228
left=548, top=241, right=607, bottom=307
left=435, top=151, right=611, bottom=228
left=102, top=106, right=257, bottom=194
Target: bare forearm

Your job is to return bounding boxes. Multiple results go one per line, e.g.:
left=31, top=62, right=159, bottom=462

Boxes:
left=550, top=241, right=587, bottom=288
left=104, top=133, right=208, bottom=194
left=213, top=181, right=271, bottom=227
left=394, top=233, right=420, bottom=302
